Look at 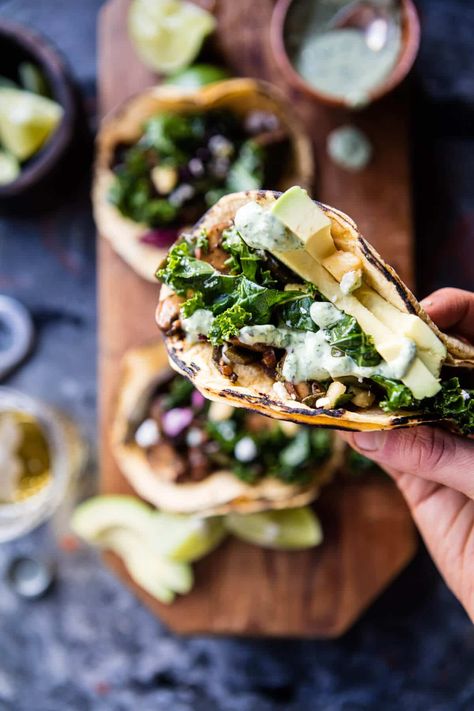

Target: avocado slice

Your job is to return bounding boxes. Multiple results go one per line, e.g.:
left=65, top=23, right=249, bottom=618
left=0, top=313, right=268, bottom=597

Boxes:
left=71, top=495, right=156, bottom=542
left=98, top=528, right=193, bottom=603
left=151, top=512, right=227, bottom=562
left=270, top=186, right=335, bottom=260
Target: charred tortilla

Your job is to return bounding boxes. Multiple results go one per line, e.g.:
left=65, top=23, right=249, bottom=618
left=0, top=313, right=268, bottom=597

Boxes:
left=94, top=79, right=313, bottom=281
left=111, top=342, right=343, bottom=515
left=156, top=190, right=474, bottom=433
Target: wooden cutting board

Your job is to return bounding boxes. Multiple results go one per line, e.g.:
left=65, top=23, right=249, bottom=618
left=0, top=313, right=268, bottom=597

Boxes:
left=98, top=0, right=417, bottom=637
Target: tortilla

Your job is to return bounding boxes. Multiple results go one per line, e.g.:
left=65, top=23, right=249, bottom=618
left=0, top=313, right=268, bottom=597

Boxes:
left=157, top=190, right=474, bottom=432
left=93, top=79, right=314, bottom=281
left=111, top=341, right=343, bottom=515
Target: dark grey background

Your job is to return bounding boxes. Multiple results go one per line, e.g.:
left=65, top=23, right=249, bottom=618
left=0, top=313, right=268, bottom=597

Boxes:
left=0, top=1, right=473, bottom=709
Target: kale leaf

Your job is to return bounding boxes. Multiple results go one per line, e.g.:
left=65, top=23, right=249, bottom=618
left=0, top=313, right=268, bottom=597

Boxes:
left=162, top=377, right=194, bottom=409
left=226, top=140, right=264, bottom=192
left=158, top=241, right=306, bottom=343
left=221, top=227, right=275, bottom=285
left=430, top=377, right=474, bottom=435
left=327, top=314, right=381, bottom=366
left=222, top=227, right=261, bottom=281
left=278, top=295, right=319, bottom=332
left=208, top=304, right=251, bottom=345
left=156, top=241, right=215, bottom=295
left=372, top=375, right=474, bottom=434
left=371, top=375, right=416, bottom=411
left=109, top=145, right=178, bottom=227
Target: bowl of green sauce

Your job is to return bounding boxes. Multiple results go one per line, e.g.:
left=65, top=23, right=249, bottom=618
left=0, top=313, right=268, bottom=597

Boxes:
left=271, top=0, right=420, bottom=109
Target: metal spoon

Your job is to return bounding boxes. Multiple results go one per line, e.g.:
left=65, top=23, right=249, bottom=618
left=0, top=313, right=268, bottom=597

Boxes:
left=328, top=0, right=397, bottom=52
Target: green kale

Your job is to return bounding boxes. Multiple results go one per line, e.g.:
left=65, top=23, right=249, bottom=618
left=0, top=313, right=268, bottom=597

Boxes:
left=278, top=295, right=319, bottom=332
left=226, top=140, right=264, bottom=192
left=222, top=227, right=261, bottom=281
left=327, top=314, right=381, bottom=367
left=194, top=230, right=209, bottom=254
left=180, top=292, right=206, bottom=318
left=430, top=377, right=474, bottom=435
left=205, top=418, right=238, bottom=453
left=109, top=146, right=179, bottom=227
left=156, top=241, right=215, bottom=295
left=279, top=429, right=311, bottom=469
left=208, top=304, right=252, bottom=345
left=158, top=242, right=307, bottom=342
left=221, top=228, right=276, bottom=285
left=371, top=375, right=416, bottom=411
left=162, top=377, right=194, bottom=409
left=142, top=113, right=206, bottom=164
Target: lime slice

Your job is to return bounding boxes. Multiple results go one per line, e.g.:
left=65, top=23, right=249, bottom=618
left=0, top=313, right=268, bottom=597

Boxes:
left=0, top=151, right=20, bottom=185
left=0, top=88, right=63, bottom=161
left=165, top=64, right=230, bottom=89
left=225, top=507, right=323, bottom=550
left=128, top=0, right=216, bottom=74
left=99, top=527, right=193, bottom=603
left=0, top=76, right=18, bottom=89
left=151, top=512, right=227, bottom=562
left=18, top=62, right=49, bottom=97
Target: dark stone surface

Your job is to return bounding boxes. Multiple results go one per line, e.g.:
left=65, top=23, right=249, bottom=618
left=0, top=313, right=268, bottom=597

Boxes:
left=0, top=1, right=473, bottom=709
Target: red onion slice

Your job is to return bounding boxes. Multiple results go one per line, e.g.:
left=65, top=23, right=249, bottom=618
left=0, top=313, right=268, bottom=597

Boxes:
left=161, top=408, right=194, bottom=438
left=140, top=227, right=179, bottom=248
left=191, top=390, right=205, bottom=410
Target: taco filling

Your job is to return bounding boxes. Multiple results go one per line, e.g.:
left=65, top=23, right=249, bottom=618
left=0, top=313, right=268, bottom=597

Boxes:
left=109, top=108, right=290, bottom=245
left=131, top=371, right=333, bottom=486
left=156, top=187, right=474, bottom=434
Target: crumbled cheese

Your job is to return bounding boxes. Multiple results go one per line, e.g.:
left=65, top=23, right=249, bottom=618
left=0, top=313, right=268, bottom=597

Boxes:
left=234, top=436, right=257, bottom=463
left=135, top=418, right=160, bottom=448
left=340, top=269, right=362, bottom=295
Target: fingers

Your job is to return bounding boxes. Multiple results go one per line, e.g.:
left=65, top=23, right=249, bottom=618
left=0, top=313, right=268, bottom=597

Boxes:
left=421, top=288, right=474, bottom=340
left=339, top=427, right=474, bottom=499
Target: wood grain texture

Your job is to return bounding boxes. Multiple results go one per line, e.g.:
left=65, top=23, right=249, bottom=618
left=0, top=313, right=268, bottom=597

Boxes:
left=98, top=0, right=417, bottom=637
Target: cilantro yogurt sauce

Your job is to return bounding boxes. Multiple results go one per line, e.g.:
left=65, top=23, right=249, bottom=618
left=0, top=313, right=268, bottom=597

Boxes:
left=284, top=0, right=402, bottom=107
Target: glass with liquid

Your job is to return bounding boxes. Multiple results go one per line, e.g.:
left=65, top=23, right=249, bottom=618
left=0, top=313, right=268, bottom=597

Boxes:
left=0, top=388, right=85, bottom=541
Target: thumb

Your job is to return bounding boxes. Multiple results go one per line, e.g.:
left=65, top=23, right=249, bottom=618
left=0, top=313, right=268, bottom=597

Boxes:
left=342, top=427, right=474, bottom=499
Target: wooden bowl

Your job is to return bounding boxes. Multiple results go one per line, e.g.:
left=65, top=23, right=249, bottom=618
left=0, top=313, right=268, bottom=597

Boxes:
left=270, top=0, right=420, bottom=109
left=0, top=20, right=76, bottom=204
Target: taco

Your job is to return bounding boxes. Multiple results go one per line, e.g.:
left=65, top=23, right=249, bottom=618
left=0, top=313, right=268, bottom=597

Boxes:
left=94, top=79, right=313, bottom=281
left=111, top=342, right=343, bottom=515
left=156, top=187, right=474, bottom=434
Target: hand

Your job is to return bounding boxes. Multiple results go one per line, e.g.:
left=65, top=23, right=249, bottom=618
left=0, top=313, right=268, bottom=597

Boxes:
left=340, top=288, right=474, bottom=621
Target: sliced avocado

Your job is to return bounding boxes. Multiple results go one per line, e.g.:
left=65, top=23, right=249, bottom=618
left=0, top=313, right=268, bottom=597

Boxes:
left=98, top=528, right=193, bottom=603
left=270, top=186, right=335, bottom=260
left=71, top=495, right=155, bottom=542
left=150, top=512, right=227, bottom=562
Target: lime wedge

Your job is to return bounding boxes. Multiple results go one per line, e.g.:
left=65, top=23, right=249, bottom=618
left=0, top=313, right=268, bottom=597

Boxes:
left=0, top=151, right=20, bottom=185
left=165, top=64, right=230, bottom=89
left=18, top=62, right=49, bottom=97
left=0, top=88, right=63, bottom=161
left=98, top=527, right=193, bottom=603
left=225, top=507, right=323, bottom=550
left=151, top=512, right=227, bottom=562
left=0, top=76, right=18, bottom=89
left=128, top=0, right=216, bottom=74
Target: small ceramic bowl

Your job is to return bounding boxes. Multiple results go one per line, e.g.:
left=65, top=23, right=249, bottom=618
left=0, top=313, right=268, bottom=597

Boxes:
left=0, top=19, right=76, bottom=204
left=270, top=0, right=420, bottom=109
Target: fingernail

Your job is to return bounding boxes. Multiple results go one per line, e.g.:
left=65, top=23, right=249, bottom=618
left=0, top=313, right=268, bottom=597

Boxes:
left=353, top=430, right=386, bottom=452
left=420, top=298, right=433, bottom=307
